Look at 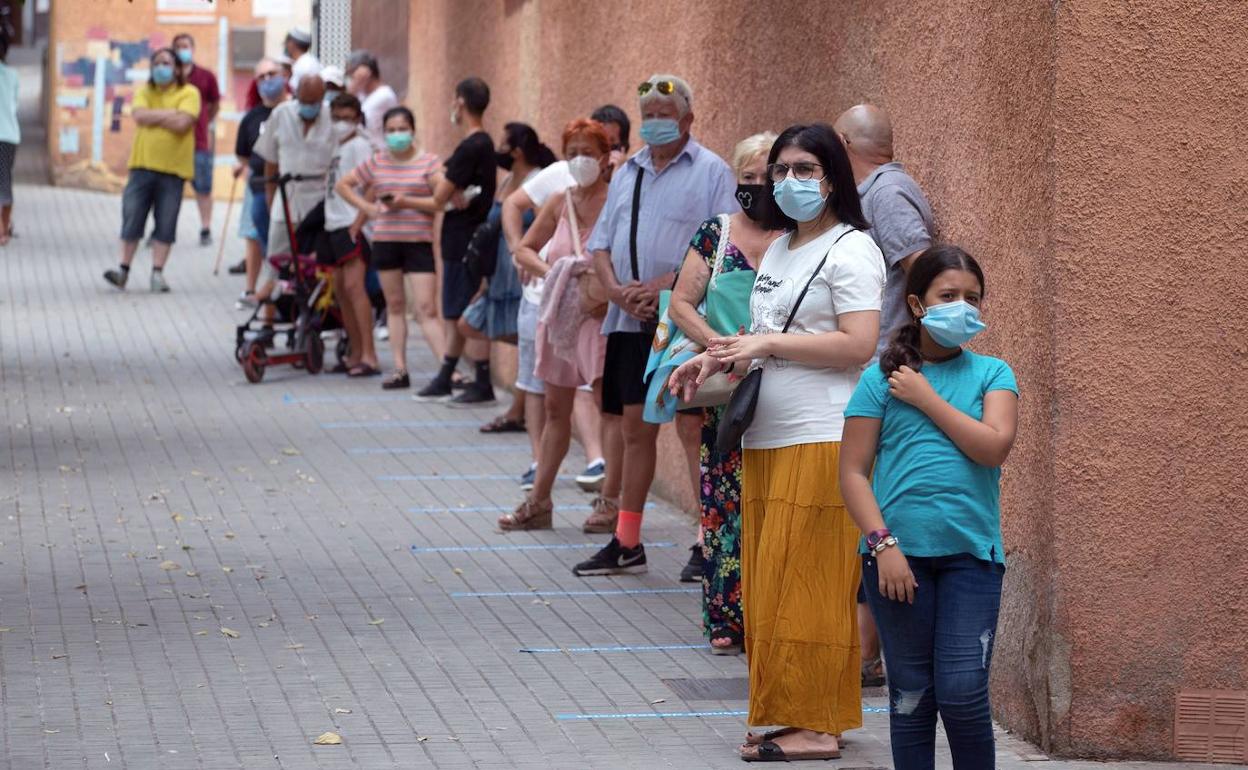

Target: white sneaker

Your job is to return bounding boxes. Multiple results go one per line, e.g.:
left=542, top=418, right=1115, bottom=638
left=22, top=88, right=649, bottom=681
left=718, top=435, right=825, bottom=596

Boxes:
left=235, top=291, right=258, bottom=310
left=374, top=325, right=389, bottom=341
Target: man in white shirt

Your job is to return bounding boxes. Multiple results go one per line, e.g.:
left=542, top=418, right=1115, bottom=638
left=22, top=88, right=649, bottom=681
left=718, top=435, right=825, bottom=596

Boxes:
left=253, top=74, right=335, bottom=259
left=345, top=51, right=398, bottom=151
left=284, top=28, right=320, bottom=92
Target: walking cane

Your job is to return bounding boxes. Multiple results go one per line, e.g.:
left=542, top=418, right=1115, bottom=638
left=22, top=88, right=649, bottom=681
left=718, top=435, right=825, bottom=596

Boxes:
left=212, top=174, right=241, bottom=276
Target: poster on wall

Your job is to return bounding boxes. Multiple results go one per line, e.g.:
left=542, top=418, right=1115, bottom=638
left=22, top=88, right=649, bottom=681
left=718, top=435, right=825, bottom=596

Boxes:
left=253, top=0, right=294, bottom=17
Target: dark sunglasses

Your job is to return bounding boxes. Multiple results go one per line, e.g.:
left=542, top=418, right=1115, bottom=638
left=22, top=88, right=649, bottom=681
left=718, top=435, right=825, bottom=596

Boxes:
left=637, top=80, right=676, bottom=97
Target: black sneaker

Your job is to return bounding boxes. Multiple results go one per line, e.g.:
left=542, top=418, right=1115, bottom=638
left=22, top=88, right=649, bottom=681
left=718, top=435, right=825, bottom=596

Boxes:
left=103, top=268, right=128, bottom=290
left=572, top=537, right=647, bottom=576
left=199, top=228, right=212, bottom=247
left=679, top=544, right=704, bottom=583
left=413, top=376, right=453, bottom=401
left=448, top=382, right=495, bottom=406
left=227, top=259, right=247, bottom=275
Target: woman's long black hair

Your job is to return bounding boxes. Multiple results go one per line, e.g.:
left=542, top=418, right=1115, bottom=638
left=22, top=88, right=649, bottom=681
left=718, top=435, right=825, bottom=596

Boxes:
left=879, top=245, right=986, bottom=375
left=503, top=122, right=557, bottom=168
left=758, top=122, right=869, bottom=233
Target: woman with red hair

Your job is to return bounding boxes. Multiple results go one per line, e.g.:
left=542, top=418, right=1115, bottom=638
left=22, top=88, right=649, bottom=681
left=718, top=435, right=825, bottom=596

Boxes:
left=498, top=118, right=615, bottom=530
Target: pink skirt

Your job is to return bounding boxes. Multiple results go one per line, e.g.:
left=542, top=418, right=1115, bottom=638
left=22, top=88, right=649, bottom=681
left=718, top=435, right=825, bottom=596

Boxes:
left=536, top=315, right=606, bottom=389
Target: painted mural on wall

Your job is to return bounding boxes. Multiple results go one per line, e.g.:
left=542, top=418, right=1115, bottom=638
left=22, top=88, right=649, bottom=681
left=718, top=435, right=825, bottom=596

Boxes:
left=53, top=27, right=166, bottom=190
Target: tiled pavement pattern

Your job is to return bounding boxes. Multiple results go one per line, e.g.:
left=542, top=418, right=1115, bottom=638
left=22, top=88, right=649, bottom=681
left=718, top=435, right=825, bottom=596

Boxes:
left=0, top=49, right=1226, bottom=770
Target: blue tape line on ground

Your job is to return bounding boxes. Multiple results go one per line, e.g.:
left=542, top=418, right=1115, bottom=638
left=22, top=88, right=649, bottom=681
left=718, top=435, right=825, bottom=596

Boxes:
left=555, top=706, right=889, bottom=720
left=350, top=445, right=524, bottom=455
left=408, top=502, right=656, bottom=514
left=321, top=419, right=481, bottom=429
left=381, top=474, right=575, bottom=482
left=519, top=644, right=703, bottom=654
left=452, top=588, right=699, bottom=598
left=412, top=542, right=676, bottom=554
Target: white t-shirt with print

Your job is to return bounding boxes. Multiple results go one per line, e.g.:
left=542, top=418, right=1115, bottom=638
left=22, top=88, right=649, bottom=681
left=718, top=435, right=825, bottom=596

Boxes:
left=324, top=134, right=374, bottom=230
left=742, top=223, right=886, bottom=450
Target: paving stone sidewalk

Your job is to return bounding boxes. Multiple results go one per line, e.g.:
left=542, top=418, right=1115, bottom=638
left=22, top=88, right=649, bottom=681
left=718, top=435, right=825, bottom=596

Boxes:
left=0, top=49, right=1226, bottom=770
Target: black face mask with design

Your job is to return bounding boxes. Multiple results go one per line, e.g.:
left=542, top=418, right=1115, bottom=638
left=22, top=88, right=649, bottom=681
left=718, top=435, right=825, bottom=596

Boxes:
left=736, top=183, right=765, bottom=221
left=495, top=150, right=515, bottom=171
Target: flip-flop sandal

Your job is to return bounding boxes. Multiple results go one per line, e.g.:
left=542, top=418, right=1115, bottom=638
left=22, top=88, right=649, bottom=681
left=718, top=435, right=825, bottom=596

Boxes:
left=744, top=727, right=799, bottom=746
left=479, top=416, right=525, bottom=434
left=741, top=740, right=840, bottom=762
left=330, top=362, right=351, bottom=374
left=709, top=627, right=744, bottom=656
left=347, top=364, right=380, bottom=377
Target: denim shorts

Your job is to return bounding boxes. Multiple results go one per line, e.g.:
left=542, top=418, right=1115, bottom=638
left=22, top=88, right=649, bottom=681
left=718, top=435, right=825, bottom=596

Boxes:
left=515, top=297, right=544, bottom=395
left=249, top=187, right=271, bottom=255
left=120, top=168, right=185, bottom=244
left=191, top=150, right=214, bottom=195
left=238, top=186, right=260, bottom=241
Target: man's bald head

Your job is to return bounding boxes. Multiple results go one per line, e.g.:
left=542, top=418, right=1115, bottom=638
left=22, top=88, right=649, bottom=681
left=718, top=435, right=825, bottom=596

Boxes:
left=834, top=104, right=894, bottom=163
left=297, top=74, right=325, bottom=105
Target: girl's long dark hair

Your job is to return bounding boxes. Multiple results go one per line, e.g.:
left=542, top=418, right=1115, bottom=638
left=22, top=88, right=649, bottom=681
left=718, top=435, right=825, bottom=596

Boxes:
left=503, top=122, right=557, bottom=168
left=879, top=245, right=986, bottom=375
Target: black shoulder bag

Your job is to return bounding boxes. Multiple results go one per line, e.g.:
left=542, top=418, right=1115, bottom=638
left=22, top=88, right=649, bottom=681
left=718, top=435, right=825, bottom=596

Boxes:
left=715, top=228, right=854, bottom=454
left=627, top=169, right=661, bottom=337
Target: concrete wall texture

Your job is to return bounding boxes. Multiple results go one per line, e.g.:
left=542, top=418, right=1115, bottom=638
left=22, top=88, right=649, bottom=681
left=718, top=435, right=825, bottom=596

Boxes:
left=376, top=0, right=1248, bottom=760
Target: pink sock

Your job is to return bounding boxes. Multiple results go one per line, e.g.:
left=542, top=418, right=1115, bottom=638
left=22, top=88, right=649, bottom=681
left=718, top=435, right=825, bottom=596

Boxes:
left=615, top=510, right=644, bottom=548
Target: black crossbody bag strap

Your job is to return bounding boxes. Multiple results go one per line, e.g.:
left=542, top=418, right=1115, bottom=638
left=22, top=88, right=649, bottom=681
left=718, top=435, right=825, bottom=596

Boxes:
left=628, top=168, right=645, bottom=281
left=780, top=228, right=854, bottom=333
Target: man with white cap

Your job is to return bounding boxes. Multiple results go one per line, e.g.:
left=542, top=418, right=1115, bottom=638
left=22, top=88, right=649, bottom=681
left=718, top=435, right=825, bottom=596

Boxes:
left=320, top=65, right=345, bottom=104
left=284, top=28, right=320, bottom=91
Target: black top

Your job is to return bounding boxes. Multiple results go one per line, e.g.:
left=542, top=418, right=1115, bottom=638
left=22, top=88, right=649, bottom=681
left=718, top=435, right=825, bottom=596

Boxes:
left=441, top=130, right=497, bottom=260
left=235, top=104, right=274, bottom=193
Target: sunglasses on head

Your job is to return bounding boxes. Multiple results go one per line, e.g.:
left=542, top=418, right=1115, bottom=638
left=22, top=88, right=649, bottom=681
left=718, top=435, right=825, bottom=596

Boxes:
left=637, top=80, right=677, bottom=97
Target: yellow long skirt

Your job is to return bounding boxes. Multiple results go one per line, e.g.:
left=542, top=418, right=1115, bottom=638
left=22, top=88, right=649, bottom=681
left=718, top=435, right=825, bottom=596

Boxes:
left=741, top=442, right=862, bottom=735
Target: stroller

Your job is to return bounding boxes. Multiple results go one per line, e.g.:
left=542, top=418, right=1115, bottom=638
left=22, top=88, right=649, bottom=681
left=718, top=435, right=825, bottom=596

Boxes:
left=234, top=173, right=346, bottom=383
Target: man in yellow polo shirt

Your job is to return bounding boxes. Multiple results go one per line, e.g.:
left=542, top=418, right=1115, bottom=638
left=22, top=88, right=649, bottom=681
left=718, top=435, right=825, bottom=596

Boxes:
left=104, top=46, right=200, bottom=293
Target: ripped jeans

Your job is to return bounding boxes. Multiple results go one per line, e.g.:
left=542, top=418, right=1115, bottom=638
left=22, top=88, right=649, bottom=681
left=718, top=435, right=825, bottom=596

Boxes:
left=862, top=553, right=1004, bottom=770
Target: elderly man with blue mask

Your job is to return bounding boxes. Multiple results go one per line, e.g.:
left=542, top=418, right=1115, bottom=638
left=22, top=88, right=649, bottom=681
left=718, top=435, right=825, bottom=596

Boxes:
left=576, top=73, right=737, bottom=577
left=252, top=74, right=335, bottom=261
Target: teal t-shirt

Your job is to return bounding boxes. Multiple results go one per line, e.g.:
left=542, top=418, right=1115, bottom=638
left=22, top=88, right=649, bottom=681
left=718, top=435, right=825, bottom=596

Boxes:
left=844, top=350, right=1018, bottom=564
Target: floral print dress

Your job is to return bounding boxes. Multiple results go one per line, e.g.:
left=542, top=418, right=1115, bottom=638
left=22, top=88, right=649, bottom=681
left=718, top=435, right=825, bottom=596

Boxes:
left=687, top=217, right=753, bottom=639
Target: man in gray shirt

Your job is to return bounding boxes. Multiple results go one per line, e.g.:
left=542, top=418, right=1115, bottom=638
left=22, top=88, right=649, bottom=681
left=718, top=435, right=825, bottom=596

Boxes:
left=835, top=104, right=935, bottom=359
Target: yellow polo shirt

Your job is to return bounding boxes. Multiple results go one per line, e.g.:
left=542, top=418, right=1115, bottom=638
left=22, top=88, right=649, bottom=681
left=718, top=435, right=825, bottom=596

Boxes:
left=127, top=83, right=201, bottom=180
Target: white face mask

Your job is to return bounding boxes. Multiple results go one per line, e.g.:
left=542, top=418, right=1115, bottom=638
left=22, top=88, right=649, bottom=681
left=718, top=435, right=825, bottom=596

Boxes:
left=567, top=155, right=602, bottom=187
left=450, top=104, right=460, bottom=126
left=331, top=120, right=356, bottom=142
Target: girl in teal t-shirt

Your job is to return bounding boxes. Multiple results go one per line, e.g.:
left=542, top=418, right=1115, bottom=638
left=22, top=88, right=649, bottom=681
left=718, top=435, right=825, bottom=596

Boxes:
left=840, top=245, right=1019, bottom=769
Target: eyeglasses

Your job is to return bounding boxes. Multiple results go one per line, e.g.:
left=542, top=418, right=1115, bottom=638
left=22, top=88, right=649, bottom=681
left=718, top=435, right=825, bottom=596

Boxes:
left=767, top=162, right=826, bottom=183
left=637, top=80, right=677, bottom=97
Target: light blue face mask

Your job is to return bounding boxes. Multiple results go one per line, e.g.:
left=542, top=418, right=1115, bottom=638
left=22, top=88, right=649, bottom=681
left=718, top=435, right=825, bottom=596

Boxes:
left=639, top=118, right=681, bottom=146
left=176, top=49, right=193, bottom=65
left=151, top=64, right=176, bottom=86
left=772, top=177, right=827, bottom=222
left=297, top=101, right=321, bottom=121
left=920, top=300, right=987, bottom=348
left=385, top=130, right=413, bottom=153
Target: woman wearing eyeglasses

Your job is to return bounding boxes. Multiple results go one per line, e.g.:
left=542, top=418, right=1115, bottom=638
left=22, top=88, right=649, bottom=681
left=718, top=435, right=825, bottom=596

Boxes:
left=670, top=124, right=885, bottom=762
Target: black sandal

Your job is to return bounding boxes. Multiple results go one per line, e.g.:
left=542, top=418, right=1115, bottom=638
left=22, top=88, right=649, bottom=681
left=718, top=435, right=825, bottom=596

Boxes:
left=348, top=363, right=380, bottom=377
left=709, top=627, right=743, bottom=656
left=381, top=370, right=410, bottom=390
left=479, top=415, right=525, bottom=433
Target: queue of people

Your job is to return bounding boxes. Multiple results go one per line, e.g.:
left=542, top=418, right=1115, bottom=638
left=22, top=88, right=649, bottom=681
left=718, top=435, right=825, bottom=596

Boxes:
left=102, top=36, right=1019, bottom=767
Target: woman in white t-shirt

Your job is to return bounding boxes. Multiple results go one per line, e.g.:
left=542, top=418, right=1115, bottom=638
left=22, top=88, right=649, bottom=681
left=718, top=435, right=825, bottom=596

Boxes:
left=670, top=124, right=885, bottom=762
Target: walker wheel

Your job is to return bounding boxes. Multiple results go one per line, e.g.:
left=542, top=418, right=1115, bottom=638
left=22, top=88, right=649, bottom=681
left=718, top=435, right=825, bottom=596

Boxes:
left=241, top=341, right=267, bottom=383
left=305, top=333, right=325, bottom=375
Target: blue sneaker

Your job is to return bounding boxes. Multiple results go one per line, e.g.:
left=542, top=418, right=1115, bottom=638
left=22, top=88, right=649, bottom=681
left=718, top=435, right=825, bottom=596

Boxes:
left=575, top=460, right=606, bottom=492
left=519, top=465, right=537, bottom=491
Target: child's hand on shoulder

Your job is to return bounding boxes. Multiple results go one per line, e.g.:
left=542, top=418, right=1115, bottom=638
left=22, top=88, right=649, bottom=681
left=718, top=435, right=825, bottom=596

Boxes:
left=888, top=365, right=939, bottom=410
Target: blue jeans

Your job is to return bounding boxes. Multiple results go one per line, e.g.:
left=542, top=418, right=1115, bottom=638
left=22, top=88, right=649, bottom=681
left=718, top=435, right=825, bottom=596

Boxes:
left=863, top=553, right=1004, bottom=770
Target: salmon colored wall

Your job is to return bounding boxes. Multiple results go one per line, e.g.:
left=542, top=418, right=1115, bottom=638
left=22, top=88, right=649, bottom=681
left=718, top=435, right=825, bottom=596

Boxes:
left=377, top=0, right=1248, bottom=758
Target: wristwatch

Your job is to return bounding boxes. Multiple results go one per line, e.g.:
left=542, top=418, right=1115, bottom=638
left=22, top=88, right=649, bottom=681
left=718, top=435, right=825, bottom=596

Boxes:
left=865, top=528, right=892, bottom=552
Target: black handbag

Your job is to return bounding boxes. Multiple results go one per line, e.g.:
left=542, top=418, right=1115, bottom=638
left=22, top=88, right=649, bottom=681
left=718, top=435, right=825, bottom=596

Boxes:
left=464, top=218, right=502, bottom=286
left=715, top=229, right=854, bottom=454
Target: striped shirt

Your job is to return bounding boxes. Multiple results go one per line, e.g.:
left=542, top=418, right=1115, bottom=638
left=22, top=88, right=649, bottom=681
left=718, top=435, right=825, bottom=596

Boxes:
left=352, top=151, right=440, bottom=243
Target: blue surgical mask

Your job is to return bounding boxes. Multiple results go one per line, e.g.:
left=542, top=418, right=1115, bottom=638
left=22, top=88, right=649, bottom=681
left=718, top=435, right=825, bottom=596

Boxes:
left=176, top=49, right=193, bottom=65
left=257, top=76, right=286, bottom=101
left=639, top=118, right=681, bottom=146
left=152, top=64, right=176, bottom=86
left=772, top=177, right=827, bottom=222
left=920, top=301, right=987, bottom=348
left=297, top=101, right=321, bottom=121
left=385, top=131, right=414, bottom=153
